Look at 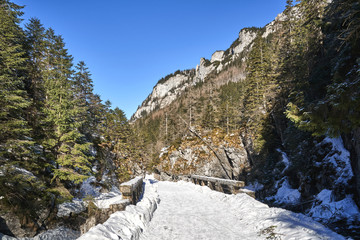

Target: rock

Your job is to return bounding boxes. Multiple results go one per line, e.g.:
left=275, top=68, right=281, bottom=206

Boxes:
left=0, top=211, right=37, bottom=238
left=211, top=51, right=225, bottom=62
left=342, top=128, right=360, bottom=207
left=196, top=58, right=216, bottom=82
left=224, top=146, right=250, bottom=177
left=81, top=200, right=132, bottom=234
left=57, top=199, right=87, bottom=218
left=132, top=70, right=195, bottom=120
left=232, top=29, right=257, bottom=57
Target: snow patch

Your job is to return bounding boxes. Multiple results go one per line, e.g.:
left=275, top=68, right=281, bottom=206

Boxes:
left=0, top=226, right=80, bottom=240
left=14, top=167, right=36, bottom=177
left=58, top=183, right=124, bottom=217
left=267, top=177, right=301, bottom=205
left=244, top=181, right=264, bottom=191
left=79, top=176, right=101, bottom=199
left=323, top=137, right=353, bottom=185
left=308, top=189, right=360, bottom=222
left=159, top=147, right=168, bottom=158
left=277, top=148, right=290, bottom=173
left=93, top=189, right=126, bottom=209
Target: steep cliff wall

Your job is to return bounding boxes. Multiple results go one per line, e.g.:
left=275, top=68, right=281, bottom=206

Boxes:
left=131, top=27, right=260, bottom=121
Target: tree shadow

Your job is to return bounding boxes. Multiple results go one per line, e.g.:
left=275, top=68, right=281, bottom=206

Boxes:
left=267, top=211, right=342, bottom=239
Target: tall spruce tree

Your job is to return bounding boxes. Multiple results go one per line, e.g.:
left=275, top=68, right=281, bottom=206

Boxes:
left=0, top=0, right=33, bottom=168
left=42, top=29, right=92, bottom=184
left=24, top=18, right=47, bottom=141
left=73, top=61, right=91, bottom=132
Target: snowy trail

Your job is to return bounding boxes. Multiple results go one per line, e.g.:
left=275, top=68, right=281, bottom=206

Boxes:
left=140, top=181, right=344, bottom=240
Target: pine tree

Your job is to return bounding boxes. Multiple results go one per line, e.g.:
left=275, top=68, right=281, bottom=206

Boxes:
left=0, top=0, right=33, bottom=168
left=24, top=18, right=47, bottom=141
left=42, top=29, right=92, bottom=184
left=202, top=102, right=215, bottom=129
left=72, top=61, right=98, bottom=136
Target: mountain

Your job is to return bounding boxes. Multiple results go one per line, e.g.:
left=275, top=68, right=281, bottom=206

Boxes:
left=131, top=27, right=259, bottom=121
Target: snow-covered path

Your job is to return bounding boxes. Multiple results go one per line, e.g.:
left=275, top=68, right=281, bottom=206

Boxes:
left=140, top=181, right=344, bottom=240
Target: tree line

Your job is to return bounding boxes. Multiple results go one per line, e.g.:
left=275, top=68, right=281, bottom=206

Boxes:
left=0, top=0, right=145, bottom=218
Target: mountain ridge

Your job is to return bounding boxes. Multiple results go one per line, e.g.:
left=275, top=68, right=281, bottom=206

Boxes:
left=130, top=24, right=272, bottom=120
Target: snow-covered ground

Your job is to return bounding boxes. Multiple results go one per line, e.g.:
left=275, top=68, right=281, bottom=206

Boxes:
left=0, top=177, right=348, bottom=240
left=140, top=180, right=344, bottom=240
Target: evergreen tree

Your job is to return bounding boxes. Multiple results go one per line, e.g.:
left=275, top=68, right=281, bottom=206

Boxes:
left=286, top=0, right=360, bottom=136
left=0, top=0, right=33, bottom=168
left=202, top=102, right=215, bottom=129
left=42, top=29, right=92, bottom=184
left=73, top=61, right=99, bottom=136
left=24, top=18, right=47, bottom=141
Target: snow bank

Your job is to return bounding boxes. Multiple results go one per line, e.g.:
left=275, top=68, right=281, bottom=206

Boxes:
left=58, top=183, right=124, bottom=217
left=0, top=233, right=15, bottom=240
left=266, top=177, right=301, bottom=205
left=77, top=178, right=159, bottom=240
left=308, top=189, right=360, bottom=222
left=323, top=137, right=353, bottom=185
left=244, top=181, right=264, bottom=191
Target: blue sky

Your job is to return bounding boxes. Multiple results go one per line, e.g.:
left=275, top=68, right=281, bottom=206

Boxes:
left=15, top=0, right=286, bottom=119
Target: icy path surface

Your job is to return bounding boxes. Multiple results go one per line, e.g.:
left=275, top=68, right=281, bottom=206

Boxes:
left=140, top=181, right=344, bottom=240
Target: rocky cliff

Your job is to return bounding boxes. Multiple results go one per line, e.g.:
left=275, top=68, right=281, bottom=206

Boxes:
left=131, top=27, right=260, bottom=121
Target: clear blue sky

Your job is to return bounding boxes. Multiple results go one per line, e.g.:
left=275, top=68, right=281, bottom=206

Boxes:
left=15, top=0, right=286, bottom=119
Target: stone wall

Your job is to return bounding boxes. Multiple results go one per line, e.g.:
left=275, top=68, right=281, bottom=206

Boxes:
left=190, top=175, right=255, bottom=198
left=119, top=176, right=144, bottom=204
left=80, top=200, right=130, bottom=235
left=78, top=179, right=159, bottom=240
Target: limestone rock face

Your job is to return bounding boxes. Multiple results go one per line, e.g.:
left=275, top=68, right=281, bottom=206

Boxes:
left=224, top=146, right=250, bottom=177
left=132, top=71, right=194, bottom=120
left=262, top=12, right=286, bottom=38
left=131, top=27, right=260, bottom=121
left=233, top=29, right=257, bottom=57
left=196, top=58, right=216, bottom=82
left=211, top=51, right=225, bottom=62
left=157, top=130, right=251, bottom=180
